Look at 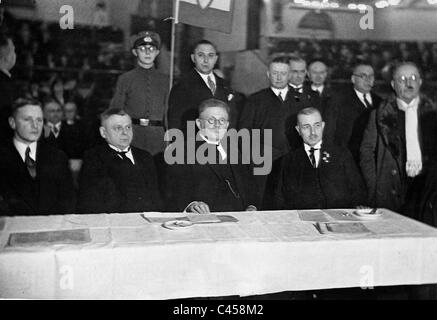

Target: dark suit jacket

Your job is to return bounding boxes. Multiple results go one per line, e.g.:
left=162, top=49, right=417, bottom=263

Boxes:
left=162, top=141, right=261, bottom=212
left=324, top=85, right=382, bottom=164
left=270, top=142, right=367, bottom=210
left=168, top=69, right=237, bottom=131
left=0, top=141, right=76, bottom=216
left=42, top=121, right=88, bottom=159
left=77, top=144, right=162, bottom=213
left=0, top=71, right=15, bottom=142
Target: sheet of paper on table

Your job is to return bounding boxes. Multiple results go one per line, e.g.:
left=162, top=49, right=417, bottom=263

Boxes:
left=315, top=222, right=372, bottom=234
left=7, top=229, right=91, bottom=247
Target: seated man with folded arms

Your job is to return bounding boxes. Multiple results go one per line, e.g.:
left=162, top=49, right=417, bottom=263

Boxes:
left=0, top=98, right=76, bottom=216
left=77, top=108, right=162, bottom=213
left=271, top=107, right=367, bottom=210
left=163, top=99, right=260, bottom=213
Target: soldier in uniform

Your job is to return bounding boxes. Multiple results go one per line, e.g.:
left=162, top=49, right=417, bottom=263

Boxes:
left=110, top=31, right=169, bottom=156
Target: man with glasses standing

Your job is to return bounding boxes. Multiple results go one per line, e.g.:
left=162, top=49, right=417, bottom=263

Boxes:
left=110, top=31, right=168, bottom=157
left=360, top=62, right=437, bottom=214
left=324, top=63, right=382, bottom=165
left=167, top=40, right=236, bottom=132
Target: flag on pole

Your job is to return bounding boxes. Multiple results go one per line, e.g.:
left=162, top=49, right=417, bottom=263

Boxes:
left=175, top=0, right=235, bottom=34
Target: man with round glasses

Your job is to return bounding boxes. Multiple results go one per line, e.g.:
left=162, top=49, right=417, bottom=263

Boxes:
left=360, top=62, right=437, bottom=214
left=324, top=63, right=382, bottom=165
left=163, top=99, right=260, bottom=213
left=110, top=30, right=168, bottom=157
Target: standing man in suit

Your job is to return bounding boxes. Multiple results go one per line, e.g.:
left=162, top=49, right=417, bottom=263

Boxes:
left=77, top=108, right=162, bottom=214
left=324, top=64, right=382, bottom=164
left=0, top=33, right=16, bottom=142
left=167, top=40, right=236, bottom=132
left=110, top=31, right=168, bottom=156
left=0, top=98, right=76, bottom=216
left=287, top=56, right=321, bottom=150
left=360, top=62, right=437, bottom=213
left=273, top=107, right=366, bottom=210
left=164, top=99, right=260, bottom=213
left=308, top=60, right=333, bottom=117
left=238, top=56, right=292, bottom=198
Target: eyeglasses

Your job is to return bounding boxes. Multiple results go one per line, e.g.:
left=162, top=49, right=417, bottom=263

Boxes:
left=353, top=73, right=374, bottom=81
left=136, top=45, right=157, bottom=52
left=395, top=75, right=420, bottom=84
left=200, top=117, right=228, bottom=126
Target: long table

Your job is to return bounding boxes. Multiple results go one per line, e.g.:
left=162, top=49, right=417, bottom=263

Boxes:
left=1, top=209, right=437, bottom=299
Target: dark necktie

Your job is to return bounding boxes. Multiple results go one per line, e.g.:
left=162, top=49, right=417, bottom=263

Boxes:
left=25, top=146, right=37, bottom=179
left=52, top=125, right=59, bottom=136
left=278, top=92, right=284, bottom=102
left=309, top=147, right=317, bottom=168
left=207, top=76, right=216, bottom=95
left=363, top=94, right=372, bottom=109
left=116, top=150, right=132, bottom=164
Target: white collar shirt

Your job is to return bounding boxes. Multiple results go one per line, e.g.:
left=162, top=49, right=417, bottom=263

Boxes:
left=304, top=141, right=323, bottom=168
left=108, top=144, right=135, bottom=165
left=14, top=139, right=37, bottom=162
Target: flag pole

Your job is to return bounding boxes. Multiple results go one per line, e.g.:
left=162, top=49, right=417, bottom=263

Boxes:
left=169, top=0, right=180, bottom=92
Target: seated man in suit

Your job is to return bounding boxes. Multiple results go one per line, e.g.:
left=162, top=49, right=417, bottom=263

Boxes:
left=272, top=107, right=367, bottom=210
left=163, top=99, right=260, bottom=213
left=77, top=108, right=162, bottom=214
left=0, top=98, right=76, bottom=216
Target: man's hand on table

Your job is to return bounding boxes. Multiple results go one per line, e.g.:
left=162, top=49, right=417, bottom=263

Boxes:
left=186, top=201, right=211, bottom=214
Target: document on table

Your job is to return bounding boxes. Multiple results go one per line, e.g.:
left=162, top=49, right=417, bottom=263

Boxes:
left=7, top=229, right=91, bottom=247
left=315, top=222, right=372, bottom=235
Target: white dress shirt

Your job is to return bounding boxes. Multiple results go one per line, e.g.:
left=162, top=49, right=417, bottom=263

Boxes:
left=311, top=84, right=324, bottom=95
left=304, top=141, right=322, bottom=168
left=271, top=87, right=289, bottom=101
left=196, top=70, right=216, bottom=90
left=108, top=144, right=135, bottom=164
left=14, top=139, right=37, bottom=162
left=354, top=89, right=373, bottom=107
left=289, top=83, right=303, bottom=93
left=199, top=133, right=227, bottom=161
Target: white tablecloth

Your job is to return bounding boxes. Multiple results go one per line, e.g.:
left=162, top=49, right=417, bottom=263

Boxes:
left=1, top=209, right=437, bottom=299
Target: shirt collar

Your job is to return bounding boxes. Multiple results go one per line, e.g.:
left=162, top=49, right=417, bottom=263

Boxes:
left=311, top=84, right=324, bottom=93
left=196, top=70, right=215, bottom=84
left=13, top=138, right=37, bottom=162
left=289, top=83, right=303, bottom=89
left=0, top=68, right=11, bottom=78
left=199, top=134, right=227, bottom=160
left=304, top=141, right=323, bottom=152
left=397, top=96, right=420, bottom=112
left=108, top=144, right=135, bottom=164
left=271, top=86, right=289, bottom=97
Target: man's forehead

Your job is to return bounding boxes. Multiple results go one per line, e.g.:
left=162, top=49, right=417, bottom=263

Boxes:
left=18, top=105, right=43, bottom=116
left=395, top=65, right=419, bottom=77
left=44, top=102, right=61, bottom=110
left=298, top=113, right=322, bottom=124
left=270, top=62, right=289, bottom=71
left=290, top=61, right=306, bottom=70
left=195, top=44, right=216, bottom=54
left=106, top=114, right=132, bottom=124
left=355, top=65, right=374, bottom=74
left=309, top=62, right=327, bottom=72
left=200, top=107, right=228, bottom=118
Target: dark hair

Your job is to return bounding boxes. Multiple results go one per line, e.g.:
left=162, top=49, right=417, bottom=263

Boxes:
left=308, top=60, right=329, bottom=69
left=270, top=55, right=290, bottom=66
left=191, top=39, right=218, bottom=54
left=198, top=99, right=230, bottom=117
left=100, top=108, right=129, bottom=124
left=10, top=98, right=42, bottom=117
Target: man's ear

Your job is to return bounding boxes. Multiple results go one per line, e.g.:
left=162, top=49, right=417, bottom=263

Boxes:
left=295, top=125, right=300, bottom=135
left=8, top=117, right=15, bottom=130
left=321, top=121, right=326, bottom=131
left=99, top=126, right=106, bottom=139
left=390, top=80, right=395, bottom=91
left=195, top=119, right=202, bottom=131
left=191, top=54, right=195, bottom=64
left=131, top=49, right=137, bottom=57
